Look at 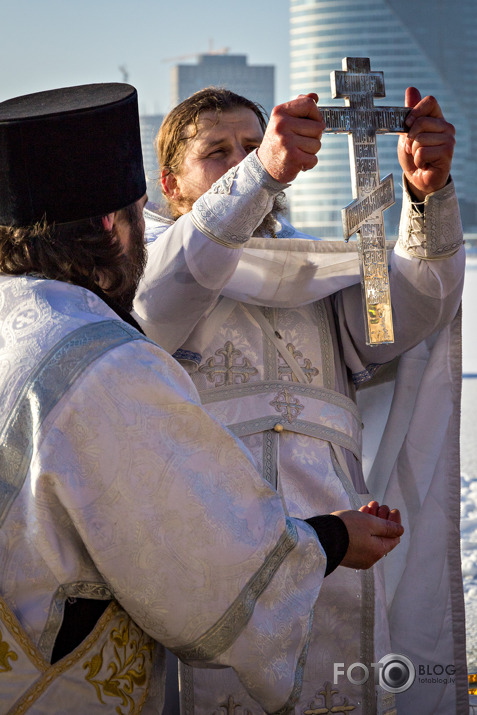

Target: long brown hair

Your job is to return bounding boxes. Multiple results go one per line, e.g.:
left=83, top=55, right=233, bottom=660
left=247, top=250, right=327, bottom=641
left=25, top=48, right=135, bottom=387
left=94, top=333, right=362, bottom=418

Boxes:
left=0, top=203, right=144, bottom=310
left=157, top=87, right=268, bottom=181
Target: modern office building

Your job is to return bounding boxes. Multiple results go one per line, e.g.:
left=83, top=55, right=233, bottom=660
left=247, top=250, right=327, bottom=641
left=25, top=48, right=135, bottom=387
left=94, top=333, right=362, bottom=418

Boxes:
left=171, top=53, right=275, bottom=118
left=289, top=0, right=477, bottom=238
left=139, top=114, right=164, bottom=205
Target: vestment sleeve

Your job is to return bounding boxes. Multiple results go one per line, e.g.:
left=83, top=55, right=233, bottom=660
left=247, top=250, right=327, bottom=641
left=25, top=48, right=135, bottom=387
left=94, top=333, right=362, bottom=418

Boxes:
left=335, top=179, right=465, bottom=384
left=41, top=339, right=326, bottom=713
left=133, top=151, right=286, bottom=353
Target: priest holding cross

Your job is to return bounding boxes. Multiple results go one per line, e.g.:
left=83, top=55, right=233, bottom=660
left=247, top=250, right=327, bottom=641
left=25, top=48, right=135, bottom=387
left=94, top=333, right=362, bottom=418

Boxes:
left=134, top=61, right=466, bottom=714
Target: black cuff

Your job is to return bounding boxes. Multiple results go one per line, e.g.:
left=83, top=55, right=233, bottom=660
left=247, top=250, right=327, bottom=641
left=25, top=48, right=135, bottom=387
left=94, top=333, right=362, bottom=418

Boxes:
left=305, top=514, right=350, bottom=576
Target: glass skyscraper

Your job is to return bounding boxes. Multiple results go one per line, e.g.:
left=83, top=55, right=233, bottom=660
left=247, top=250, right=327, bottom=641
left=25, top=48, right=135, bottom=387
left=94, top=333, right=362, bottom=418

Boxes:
left=289, top=0, right=477, bottom=238
left=171, top=54, right=275, bottom=119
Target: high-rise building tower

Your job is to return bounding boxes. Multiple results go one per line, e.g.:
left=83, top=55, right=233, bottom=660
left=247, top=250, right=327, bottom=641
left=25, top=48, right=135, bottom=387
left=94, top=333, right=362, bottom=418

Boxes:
left=171, top=53, right=275, bottom=118
left=289, top=0, right=477, bottom=238
left=139, top=114, right=164, bottom=206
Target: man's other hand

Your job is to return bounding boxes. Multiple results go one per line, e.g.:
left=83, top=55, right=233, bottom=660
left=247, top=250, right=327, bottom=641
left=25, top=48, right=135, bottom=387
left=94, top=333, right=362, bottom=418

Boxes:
left=398, top=87, right=455, bottom=200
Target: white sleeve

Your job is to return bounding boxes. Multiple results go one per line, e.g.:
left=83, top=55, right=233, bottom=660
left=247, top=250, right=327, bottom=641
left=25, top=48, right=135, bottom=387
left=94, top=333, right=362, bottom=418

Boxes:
left=133, top=151, right=287, bottom=353
left=42, top=340, right=325, bottom=713
left=336, top=179, right=465, bottom=381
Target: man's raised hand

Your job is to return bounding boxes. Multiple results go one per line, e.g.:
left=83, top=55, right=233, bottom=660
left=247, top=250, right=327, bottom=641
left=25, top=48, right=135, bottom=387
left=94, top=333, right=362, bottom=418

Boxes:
left=398, top=87, right=455, bottom=200
left=257, top=93, right=325, bottom=184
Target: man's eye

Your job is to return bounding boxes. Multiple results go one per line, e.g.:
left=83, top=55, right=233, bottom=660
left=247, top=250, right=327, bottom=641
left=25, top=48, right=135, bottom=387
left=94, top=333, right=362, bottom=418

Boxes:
left=208, top=148, right=225, bottom=158
left=245, top=144, right=259, bottom=154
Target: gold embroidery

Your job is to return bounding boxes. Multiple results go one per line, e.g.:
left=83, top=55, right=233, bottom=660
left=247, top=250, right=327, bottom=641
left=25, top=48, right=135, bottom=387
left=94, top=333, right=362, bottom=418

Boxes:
left=199, top=341, right=258, bottom=386
left=304, top=681, right=356, bottom=714
left=84, top=617, right=154, bottom=714
left=278, top=343, right=319, bottom=383
left=0, top=626, right=18, bottom=672
left=270, top=387, right=304, bottom=423
left=213, top=694, right=253, bottom=714
left=0, top=594, right=48, bottom=672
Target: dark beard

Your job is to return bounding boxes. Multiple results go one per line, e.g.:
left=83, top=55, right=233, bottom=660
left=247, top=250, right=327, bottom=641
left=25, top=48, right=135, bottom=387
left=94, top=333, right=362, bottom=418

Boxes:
left=115, top=219, right=147, bottom=313
left=101, top=214, right=147, bottom=314
left=254, top=191, right=288, bottom=238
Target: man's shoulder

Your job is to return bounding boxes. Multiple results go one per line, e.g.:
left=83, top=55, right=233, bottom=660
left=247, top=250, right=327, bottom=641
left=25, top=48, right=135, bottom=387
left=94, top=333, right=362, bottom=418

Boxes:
left=144, top=202, right=176, bottom=243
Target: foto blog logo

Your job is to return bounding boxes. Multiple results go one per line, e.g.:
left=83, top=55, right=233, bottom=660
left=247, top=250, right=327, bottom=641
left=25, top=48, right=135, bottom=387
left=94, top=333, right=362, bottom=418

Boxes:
left=334, top=653, right=416, bottom=693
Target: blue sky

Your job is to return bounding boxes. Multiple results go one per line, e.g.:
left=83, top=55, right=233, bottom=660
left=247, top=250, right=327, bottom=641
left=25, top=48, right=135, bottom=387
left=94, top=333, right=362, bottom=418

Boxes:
left=1, top=0, right=290, bottom=114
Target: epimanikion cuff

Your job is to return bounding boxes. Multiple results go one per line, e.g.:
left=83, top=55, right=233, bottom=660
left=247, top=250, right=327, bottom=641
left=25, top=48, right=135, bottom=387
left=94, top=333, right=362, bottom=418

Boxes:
left=190, top=150, right=289, bottom=248
left=398, top=177, right=463, bottom=259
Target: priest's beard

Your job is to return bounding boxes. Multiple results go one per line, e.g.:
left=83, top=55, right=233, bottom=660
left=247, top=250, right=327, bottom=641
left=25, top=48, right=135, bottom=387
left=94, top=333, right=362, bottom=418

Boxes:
left=105, top=216, right=147, bottom=313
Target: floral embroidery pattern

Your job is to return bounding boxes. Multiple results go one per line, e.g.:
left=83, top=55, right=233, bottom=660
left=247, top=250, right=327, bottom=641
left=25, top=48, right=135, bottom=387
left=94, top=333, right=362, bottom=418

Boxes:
left=0, top=626, right=18, bottom=672
left=84, top=618, right=153, bottom=714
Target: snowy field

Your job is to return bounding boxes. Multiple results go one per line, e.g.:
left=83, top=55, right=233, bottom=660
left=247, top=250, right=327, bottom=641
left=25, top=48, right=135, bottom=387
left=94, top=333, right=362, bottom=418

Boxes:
left=462, top=257, right=477, bottom=674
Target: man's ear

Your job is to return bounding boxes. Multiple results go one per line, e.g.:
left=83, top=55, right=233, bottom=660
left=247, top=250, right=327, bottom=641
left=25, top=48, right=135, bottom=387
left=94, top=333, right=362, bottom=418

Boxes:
left=161, top=168, right=180, bottom=199
left=101, top=213, right=115, bottom=231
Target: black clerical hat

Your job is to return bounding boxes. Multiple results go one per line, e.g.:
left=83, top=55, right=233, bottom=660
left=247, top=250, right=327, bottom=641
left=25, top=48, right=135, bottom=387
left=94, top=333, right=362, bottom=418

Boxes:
left=0, top=83, right=146, bottom=226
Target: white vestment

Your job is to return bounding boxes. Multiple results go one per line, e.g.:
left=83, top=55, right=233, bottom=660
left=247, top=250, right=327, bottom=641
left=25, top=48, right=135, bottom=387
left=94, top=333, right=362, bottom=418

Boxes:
left=133, top=150, right=468, bottom=714
left=0, top=275, right=327, bottom=714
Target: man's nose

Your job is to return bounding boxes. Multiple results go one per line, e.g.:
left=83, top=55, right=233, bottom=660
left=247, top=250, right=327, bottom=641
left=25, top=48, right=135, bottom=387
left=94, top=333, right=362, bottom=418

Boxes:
left=229, top=144, right=248, bottom=169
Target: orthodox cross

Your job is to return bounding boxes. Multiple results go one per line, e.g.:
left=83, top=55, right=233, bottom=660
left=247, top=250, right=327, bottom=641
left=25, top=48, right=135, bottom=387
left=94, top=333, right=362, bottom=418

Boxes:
left=199, top=341, right=258, bottom=386
left=319, top=57, right=411, bottom=346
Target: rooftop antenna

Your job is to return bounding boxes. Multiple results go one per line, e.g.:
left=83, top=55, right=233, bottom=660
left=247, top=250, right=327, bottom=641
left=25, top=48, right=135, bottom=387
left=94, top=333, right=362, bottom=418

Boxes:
left=118, top=65, right=129, bottom=83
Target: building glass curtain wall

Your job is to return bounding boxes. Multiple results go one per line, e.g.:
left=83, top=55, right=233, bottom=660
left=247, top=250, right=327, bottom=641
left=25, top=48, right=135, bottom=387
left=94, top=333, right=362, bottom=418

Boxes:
left=289, top=0, right=477, bottom=239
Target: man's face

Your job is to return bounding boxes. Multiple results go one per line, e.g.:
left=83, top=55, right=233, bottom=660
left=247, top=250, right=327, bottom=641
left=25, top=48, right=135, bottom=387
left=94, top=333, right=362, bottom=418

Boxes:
left=165, top=108, right=264, bottom=215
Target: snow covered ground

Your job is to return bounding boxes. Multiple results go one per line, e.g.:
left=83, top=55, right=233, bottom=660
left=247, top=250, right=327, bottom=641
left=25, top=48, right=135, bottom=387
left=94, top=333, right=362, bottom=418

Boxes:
left=461, top=380, right=477, bottom=672
left=462, top=257, right=477, bottom=675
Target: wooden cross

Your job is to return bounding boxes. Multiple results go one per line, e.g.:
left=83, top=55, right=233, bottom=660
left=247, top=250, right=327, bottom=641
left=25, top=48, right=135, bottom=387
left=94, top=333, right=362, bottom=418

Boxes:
left=319, top=57, right=411, bottom=346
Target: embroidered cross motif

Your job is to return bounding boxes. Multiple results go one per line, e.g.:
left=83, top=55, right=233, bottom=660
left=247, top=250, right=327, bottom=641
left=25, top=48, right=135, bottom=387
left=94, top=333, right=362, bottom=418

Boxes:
left=278, top=342, right=319, bottom=383
left=214, top=695, right=253, bottom=715
left=270, top=387, right=304, bottom=423
left=304, top=681, right=357, bottom=714
left=199, top=341, right=258, bottom=386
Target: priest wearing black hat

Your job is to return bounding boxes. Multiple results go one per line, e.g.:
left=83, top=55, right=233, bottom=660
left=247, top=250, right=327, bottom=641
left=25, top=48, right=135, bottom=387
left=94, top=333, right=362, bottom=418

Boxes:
left=0, top=84, right=404, bottom=714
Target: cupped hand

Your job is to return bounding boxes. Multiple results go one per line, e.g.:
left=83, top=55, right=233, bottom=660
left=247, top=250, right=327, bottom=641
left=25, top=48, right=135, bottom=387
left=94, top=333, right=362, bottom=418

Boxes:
left=332, top=507, right=404, bottom=570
